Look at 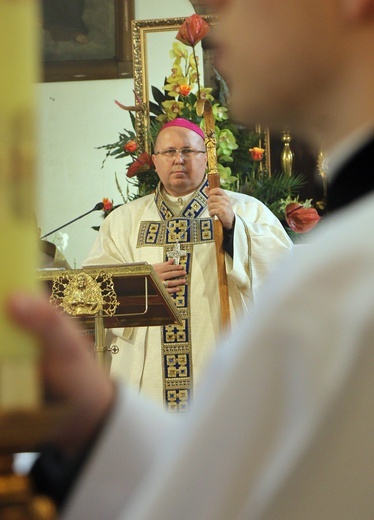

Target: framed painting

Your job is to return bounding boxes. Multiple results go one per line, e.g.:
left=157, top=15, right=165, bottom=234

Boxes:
left=42, top=0, right=135, bottom=82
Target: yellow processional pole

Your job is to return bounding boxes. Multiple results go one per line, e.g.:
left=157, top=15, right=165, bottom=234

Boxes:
left=0, top=1, right=60, bottom=518
left=196, top=100, right=231, bottom=331
left=0, top=0, right=40, bottom=410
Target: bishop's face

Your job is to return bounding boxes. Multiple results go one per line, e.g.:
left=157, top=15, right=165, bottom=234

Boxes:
left=152, top=127, right=207, bottom=197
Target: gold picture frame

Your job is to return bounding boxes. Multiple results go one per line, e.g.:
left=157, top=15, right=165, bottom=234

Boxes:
left=132, top=15, right=217, bottom=153
left=43, top=0, right=135, bottom=82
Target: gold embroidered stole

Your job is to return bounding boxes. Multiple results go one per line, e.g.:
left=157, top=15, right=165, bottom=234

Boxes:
left=137, top=180, right=214, bottom=412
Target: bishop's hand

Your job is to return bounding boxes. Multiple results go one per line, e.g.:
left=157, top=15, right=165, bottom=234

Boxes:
left=153, top=259, right=187, bottom=294
left=207, top=187, right=235, bottom=230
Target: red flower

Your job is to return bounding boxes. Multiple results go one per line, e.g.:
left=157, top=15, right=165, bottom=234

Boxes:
left=127, top=152, right=155, bottom=178
left=124, top=140, right=138, bottom=153
left=285, top=203, right=321, bottom=234
left=176, top=14, right=210, bottom=47
left=249, top=147, right=265, bottom=161
left=102, top=197, right=113, bottom=211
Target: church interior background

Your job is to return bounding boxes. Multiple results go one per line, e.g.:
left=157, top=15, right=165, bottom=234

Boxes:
left=38, top=0, right=322, bottom=269
left=38, top=0, right=201, bottom=269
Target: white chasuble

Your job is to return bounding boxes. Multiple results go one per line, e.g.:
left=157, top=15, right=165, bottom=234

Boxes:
left=84, top=179, right=292, bottom=410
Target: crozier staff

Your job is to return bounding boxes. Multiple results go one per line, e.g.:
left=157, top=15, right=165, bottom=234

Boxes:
left=198, top=98, right=230, bottom=329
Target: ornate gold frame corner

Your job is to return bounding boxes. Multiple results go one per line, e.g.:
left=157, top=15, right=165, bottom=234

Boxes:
left=131, top=15, right=217, bottom=153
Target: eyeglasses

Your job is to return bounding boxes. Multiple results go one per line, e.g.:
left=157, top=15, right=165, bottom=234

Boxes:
left=154, top=147, right=206, bottom=159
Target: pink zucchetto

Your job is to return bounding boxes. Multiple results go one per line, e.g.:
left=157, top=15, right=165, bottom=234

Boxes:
left=159, top=118, right=205, bottom=141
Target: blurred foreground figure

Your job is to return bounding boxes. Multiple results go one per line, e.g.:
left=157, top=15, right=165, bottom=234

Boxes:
left=8, top=0, right=374, bottom=518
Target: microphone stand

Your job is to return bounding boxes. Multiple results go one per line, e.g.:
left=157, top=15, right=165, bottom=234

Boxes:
left=40, top=202, right=104, bottom=240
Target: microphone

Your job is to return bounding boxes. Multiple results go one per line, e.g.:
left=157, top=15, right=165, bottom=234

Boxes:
left=40, top=202, right=105, bottom=240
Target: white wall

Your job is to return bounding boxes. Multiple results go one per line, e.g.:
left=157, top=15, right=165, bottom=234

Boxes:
left=37, top=0, right=195, bottom=268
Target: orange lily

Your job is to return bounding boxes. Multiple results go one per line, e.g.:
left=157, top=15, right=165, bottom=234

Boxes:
left=249, top=147, right=265, bottom=161
left=124, top=140, right=138, bottom=153
left=102, top=197, right=113, bottom=211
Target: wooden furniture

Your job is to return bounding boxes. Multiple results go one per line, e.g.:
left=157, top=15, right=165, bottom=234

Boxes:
left=0, top=263, right=180, bottom=518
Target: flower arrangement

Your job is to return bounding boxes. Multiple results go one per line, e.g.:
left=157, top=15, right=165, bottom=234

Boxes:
left=98, top=14, right=320, bottom=236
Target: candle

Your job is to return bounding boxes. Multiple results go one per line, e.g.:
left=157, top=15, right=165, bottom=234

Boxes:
left=0, top=0, right=41, bottom=409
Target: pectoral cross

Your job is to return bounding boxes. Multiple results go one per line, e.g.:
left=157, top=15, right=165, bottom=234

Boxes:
left=167, top=241, right=187, bottom=265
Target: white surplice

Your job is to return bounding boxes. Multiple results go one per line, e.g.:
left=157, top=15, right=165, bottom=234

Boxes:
left=84, top=180, right=292, bottom=408
left=62, top=186, right=374, bottom=520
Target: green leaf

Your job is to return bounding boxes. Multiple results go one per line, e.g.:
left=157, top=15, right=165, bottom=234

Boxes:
left=151, top=86, right=167, bottom=105
left=129, top=111, right=136, bottom=131
left=149, top=101, right=165, bottom=116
